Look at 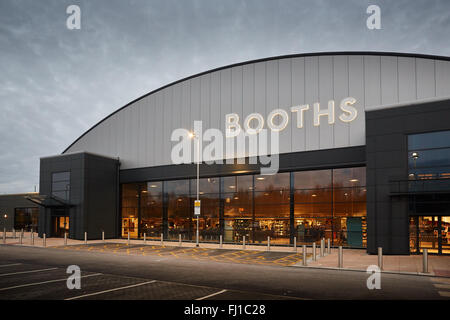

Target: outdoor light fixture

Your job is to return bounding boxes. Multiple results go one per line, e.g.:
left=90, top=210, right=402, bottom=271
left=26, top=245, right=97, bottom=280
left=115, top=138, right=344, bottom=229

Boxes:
left=3, top=214, right=7, bottom=219
left=150, top=185, right=158, bottom=188
left=256, top=177, right=265, bottom=181
left=349, top=179, right=359, bottom=182
left=411, top=152, right=419, bottom=160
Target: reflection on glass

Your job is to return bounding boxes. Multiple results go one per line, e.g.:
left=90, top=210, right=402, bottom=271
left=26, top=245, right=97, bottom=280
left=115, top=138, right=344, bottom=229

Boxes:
left=119, top=167, right=367, bottom=247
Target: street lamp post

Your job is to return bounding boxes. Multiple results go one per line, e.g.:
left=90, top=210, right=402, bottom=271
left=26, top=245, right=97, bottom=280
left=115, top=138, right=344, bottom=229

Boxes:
left=190, top=131, right=200, bottom=247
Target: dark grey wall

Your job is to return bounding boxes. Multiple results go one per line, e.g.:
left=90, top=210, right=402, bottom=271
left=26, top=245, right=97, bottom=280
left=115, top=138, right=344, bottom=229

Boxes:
left=39, top=152, right=119, bottom=240
left=120, top=146, right=366, bottom=183
left=366, top=98, right=450, bottom=255
left=0, top=194, right=38, bottom=230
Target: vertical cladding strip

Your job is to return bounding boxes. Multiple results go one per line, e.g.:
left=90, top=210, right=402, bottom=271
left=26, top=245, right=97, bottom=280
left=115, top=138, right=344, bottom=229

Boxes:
left=220, top=68, right=231, bottom=159
left=243, top=64, right=255, bottom=161
left=416, top=58, right=436, bottom=100
left=210, top=72, right=221, bottom=130
left=398, top=57, right=416, bottom=102
left=157, top=92, right=164, bottom=166
left=318, top=56, right=334, bottom=150
left=200, top=74, right=211, bottom=161
left=266, top=60, right=278, bottom=156
left=172, top=83, right=183, bottom=165
left=200, top=74, right=211, bottom=132
left=363, top=55, right=381, bottom=111
left=291, top=57, right=306, bottom=152
left=436, top=60, right=450, bottom=97
left=333, top=55, right=350, bottom=148
left=254, top=62, right=266, bottom=156
left=278, top=58, right=292, bottom=154
left=348, top=55, right=365, bottom=146
left=231, top=66, right=243, bottom=157
left=380, top=56, right=399, bottom=105
left=190, top=77, right=201, bottom=161
left=304, top=56, right=319, bottom=150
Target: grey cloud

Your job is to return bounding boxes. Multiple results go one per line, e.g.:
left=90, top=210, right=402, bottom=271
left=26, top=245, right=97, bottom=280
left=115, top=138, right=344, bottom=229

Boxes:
left=0, top=0, right=449, bottom=193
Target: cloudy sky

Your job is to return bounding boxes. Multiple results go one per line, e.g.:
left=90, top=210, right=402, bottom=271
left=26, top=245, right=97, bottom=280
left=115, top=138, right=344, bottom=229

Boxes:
left=0, top=0, right=449, bottom=194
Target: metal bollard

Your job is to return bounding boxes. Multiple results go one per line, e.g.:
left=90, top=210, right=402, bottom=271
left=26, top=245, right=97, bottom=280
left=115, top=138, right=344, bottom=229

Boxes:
left=327, top=238, right=331, bottom=254
left=3, top=228, right=6, bottom=244
left=13, top=229, right=16, bottom=239
left=243, top=236, right=246, bottom=249
left=127, top=233, right=130, bottom=246
left=378, top=247, right=383, bottom=270
left=31, top=231, right=34, bottom=245
left=144, top=233, right=146, bottom=244
left=19, top=232, right=23, bottom=244
left=423, top=249, right=428, bottom=273
left=161, top=233, right=164, bottom=246
left=312, top=242, right=317, bottom=261
left=43, top=233, right=46, bottom=247
left=293, top=236, right=297, bottom=252
left=64, top=232, right=67, bottom=246
left=102, top=231, right=105, bottom=243
left=302, top=245, right=307, bottom=266
left=267, top=236, right=271, bottom=251
left=219, top=235, right=223, bottom=248
left=178, top=234, right=181, bottom=246
left=338, top=246, right=343, bottom=268
left=320, top=238, right=324, bottom=257
left=84, top=232, right=87, bottom=245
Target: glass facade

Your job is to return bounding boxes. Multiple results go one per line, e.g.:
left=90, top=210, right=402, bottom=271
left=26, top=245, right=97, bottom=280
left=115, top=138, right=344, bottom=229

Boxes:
left=51, top=171, right=70, bottom=201
left=408, top=130, right=450, bottom=182
left=14, top=207, right=39, bottom=232
left=121, top=166, right=367, bottom=247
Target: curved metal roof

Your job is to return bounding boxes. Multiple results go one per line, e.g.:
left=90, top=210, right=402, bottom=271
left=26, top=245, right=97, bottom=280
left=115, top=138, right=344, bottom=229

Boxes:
left=63, top=51, right=450, bottom=154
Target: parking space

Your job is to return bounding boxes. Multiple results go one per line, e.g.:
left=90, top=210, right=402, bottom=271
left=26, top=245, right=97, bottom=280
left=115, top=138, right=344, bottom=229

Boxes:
left=0, top=261, right=299, bottom=300
left=53, top=243, right=307, bottom=266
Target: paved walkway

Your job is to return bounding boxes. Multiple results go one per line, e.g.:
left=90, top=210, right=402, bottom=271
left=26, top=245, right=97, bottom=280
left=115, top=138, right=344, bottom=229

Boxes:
left=300, top=248, right=450, bottom=277
left=2, top=232, right=449, bottom=276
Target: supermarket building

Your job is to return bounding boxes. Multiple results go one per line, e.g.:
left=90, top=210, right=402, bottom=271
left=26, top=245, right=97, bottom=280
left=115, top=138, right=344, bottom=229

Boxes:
left=4, top=52, right=450, bottom=255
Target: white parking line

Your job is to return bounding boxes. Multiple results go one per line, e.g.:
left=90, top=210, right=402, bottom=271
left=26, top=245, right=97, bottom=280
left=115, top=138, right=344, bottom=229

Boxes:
left=0, top=263, right=21, bottom=268
left=65, top=280, right=157, bottom=300
left=0, top=268, right=58, bottom=277
left=195, top=289, right=227, bottom=300
left=438, top=291, right=450, bottom=297
left=0, top=273, right=103, bottom=291
left=434, top=283, right=450, bottom=290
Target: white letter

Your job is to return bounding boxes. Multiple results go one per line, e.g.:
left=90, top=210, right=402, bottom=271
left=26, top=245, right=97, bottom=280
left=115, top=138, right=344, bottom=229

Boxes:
left=171, top=128, right=191, bottom=164
left=366, top=5, right=381, bottom=30
left=244, top=113, right=264, bottom=134
left=339, top=97, right=358, bottom=122
left=291, top=105, right=309, bottom=128
left=225, top=113, right=241, bottom=138
left=313, top=101, right=335, bottom=126
left=366, top=265, right=381, bottom=289
left=203, top=128, right=223, bottom=164
left=66, top=5, right=81, bottom=30
left=66, top=265, right=81, bottom=289
left=267, top=109, right=289, bottom=131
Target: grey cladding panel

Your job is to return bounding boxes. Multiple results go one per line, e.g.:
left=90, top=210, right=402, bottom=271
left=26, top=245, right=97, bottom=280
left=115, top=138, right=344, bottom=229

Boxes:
left=64, top=54, right=450, bottom=169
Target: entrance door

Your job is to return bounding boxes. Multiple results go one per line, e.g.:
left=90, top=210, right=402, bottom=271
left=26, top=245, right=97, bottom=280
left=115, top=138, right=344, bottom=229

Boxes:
left=410, top=216, right=449, bottom=255
left=52, top=216, right=69, bottom=237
